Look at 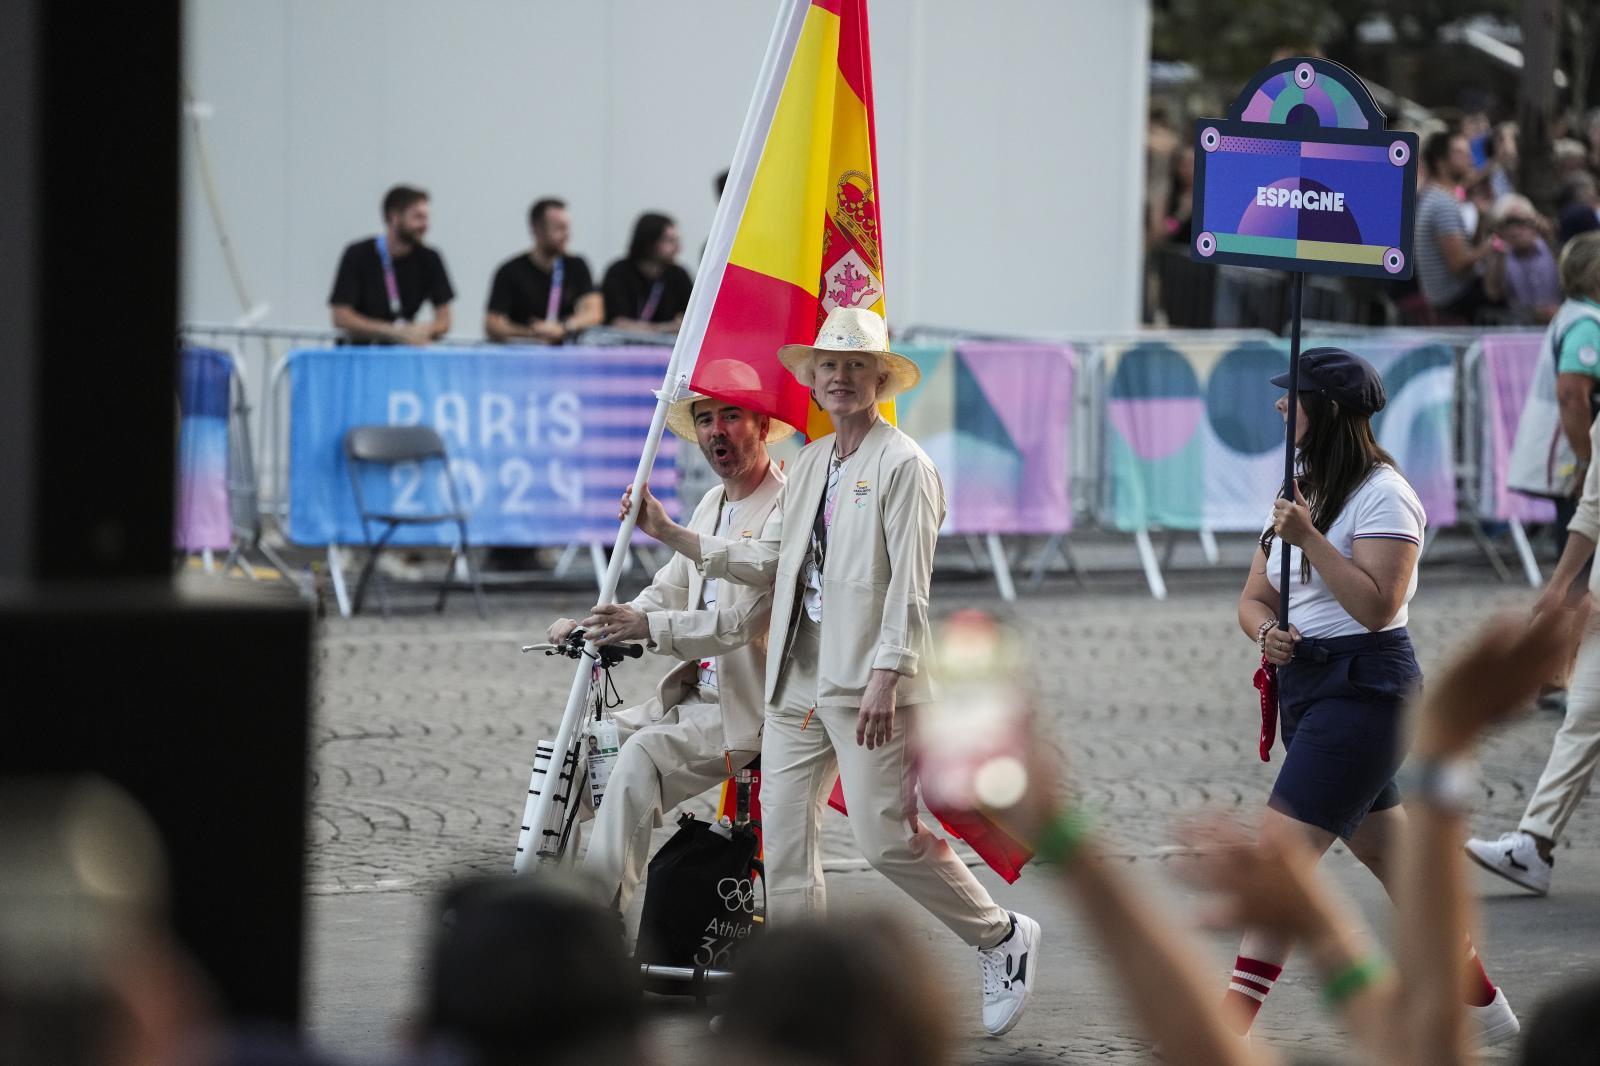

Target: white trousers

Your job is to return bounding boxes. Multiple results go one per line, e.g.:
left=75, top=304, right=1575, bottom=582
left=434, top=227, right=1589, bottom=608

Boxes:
left=761, top=617, right=1010, bottom=949
left=580, top=687, right=757, bottom=912
left=1521, top=621, right=1600, bottom=842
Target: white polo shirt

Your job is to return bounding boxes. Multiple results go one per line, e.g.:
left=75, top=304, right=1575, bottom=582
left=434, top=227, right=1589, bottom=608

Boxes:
left=1265, top=464, right=1425, bottom=640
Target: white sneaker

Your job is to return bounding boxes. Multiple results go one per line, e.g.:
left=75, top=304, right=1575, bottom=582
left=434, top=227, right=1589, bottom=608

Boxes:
left=978, top=911, right=1040, bottom=1036
left=1465, top=830, right=1552, bottom=895
left=1469, top=987, right=1521, bottom=1047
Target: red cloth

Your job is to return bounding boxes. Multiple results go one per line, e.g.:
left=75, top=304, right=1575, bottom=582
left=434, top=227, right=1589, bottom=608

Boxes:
left=1253, top=657, right=1278, bottom=763
left=826, top=777, right=1033, bottom=884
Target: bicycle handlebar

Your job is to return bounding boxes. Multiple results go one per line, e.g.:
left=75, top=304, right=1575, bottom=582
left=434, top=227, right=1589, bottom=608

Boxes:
left=521, top=629, right=644, bottom=665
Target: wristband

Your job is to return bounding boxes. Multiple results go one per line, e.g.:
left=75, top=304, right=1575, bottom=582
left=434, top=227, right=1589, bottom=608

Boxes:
left=1255, top=618, right=1278, bottom=651
left=1321, top=954, right=1388, bottom=1009
left=1399, top=757, right=1477, bottom=812
left=1033, top=807, right=1092, bottom=866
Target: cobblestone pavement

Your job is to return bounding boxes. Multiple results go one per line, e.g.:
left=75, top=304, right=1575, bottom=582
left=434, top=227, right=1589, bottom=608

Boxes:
left=305, top=572, right=1600, bottom=1063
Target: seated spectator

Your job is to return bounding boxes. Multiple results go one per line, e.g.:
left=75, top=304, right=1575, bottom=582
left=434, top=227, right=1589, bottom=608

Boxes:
left=328, top=185, right=454, bottom=346
left=601, top=212, right=693, bottom=333
left=1485, top=193, right=1562, bottom=324
left=484, top=198, right=603, bottom=344
left=1416, top=130, right=1498, bottom=322
left=714, top=915, right=954, bottom=1066
left=409, top=875, right=644, bottom=1066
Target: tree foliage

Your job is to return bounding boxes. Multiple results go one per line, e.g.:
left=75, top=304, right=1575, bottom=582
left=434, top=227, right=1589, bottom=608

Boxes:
left=1151, top=0, right=1520, bottom=85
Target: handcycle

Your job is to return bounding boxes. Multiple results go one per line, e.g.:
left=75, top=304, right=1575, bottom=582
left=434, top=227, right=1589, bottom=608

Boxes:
left=514, top=626, right=763, bottom=998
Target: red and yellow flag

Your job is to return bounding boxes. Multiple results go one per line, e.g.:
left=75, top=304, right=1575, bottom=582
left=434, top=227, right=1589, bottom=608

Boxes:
left=688, top=0, right=888, bottom=440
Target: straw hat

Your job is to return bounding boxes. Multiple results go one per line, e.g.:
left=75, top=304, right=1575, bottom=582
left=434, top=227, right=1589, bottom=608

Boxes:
left=660, top=361, right=796, bottom=443
left=776, top=307, right=920, bottom=401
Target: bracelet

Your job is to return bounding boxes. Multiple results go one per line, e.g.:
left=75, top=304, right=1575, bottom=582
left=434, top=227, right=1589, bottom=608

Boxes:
left=1033, top=807, right=1093, bottom=866
left=1321, top=954, right=1388, bottom=1008
left=1255, top=618, right=1278, bottom=651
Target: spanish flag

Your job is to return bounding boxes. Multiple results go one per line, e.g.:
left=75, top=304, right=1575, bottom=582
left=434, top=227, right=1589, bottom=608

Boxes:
left=684, top=0, right=888, bottom=440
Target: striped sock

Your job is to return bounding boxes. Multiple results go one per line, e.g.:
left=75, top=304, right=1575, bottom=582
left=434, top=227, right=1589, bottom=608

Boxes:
left=1464, top=941, right=1496, bottom=1007
left=1224, top=956, right=1283, bottom=1033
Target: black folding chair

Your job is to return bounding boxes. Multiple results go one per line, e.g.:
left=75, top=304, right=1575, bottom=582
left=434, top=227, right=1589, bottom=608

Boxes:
left=343, top=425, right=486, bottom=618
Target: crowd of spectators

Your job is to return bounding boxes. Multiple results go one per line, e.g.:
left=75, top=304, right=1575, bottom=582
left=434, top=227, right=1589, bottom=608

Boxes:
left=327, top=178, right=719, bottom=348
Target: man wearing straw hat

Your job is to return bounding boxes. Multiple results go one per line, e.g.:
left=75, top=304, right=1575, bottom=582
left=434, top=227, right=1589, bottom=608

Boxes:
left=547, top=366, right=789, bottom=913
left=629, top=308, right=1041, bottom=1036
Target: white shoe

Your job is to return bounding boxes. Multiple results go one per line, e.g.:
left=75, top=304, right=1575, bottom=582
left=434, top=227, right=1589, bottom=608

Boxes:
left=1465, top=830, right=1552, bottom=895
left=979, top=911, right=1040, bottom=1036
left=1469, top=987, right=1521, bottom=1047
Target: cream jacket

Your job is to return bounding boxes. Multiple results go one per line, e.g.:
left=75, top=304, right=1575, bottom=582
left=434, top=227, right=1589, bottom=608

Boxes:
left=628, top=464, right=785, bottom=752
left=700, top=419, right=944, bottom=709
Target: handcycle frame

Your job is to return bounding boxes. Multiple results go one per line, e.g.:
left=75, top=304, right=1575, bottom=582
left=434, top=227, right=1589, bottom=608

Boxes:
left=517, top=628, right=761, bottom=996
left=515, top=629, right=643, bottom=865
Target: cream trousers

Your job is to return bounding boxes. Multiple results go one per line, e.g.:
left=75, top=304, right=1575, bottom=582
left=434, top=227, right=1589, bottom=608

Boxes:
left=760, top=616, right=1010, bottom=949
left=581, top=688, right=757, bottom=912
left=1521, top=621, right=1600, bottom=842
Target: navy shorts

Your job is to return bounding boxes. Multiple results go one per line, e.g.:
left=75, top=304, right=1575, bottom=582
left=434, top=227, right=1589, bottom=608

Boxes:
left=1268, top=628, right=1421, bottom=840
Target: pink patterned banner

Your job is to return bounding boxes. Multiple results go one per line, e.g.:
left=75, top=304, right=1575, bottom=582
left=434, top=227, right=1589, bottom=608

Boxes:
left=1478, top=334, right=1557, bottom=524
left=895, top=343, right=1074, bottom=535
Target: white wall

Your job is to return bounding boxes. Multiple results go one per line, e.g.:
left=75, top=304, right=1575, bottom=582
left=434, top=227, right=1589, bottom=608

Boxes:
left=182, top=0, right=1149, bottom=340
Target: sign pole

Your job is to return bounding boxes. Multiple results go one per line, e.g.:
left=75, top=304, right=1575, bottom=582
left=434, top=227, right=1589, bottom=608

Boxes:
left=1278, top=271, right=1304, bottom=629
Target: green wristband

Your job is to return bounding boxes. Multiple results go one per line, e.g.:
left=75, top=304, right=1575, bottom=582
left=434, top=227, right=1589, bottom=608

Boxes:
left=1033, top=807, right=1093, bottom=866
left=1321, top=954, right=1388, bottom=1009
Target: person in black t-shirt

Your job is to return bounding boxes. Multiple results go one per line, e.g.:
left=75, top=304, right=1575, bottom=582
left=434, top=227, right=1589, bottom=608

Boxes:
left=601, top=212, right=693, bottom=334
left=328, top=184, right=455, bottom=345
left=484, top=198, right=604, bottom=344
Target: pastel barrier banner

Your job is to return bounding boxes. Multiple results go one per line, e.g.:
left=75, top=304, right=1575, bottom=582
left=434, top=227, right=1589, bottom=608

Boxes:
left=1475, top=333, right=1557, bottom=524
left=286, top=347, right=678, bottom=547
left=1102, top=335, right=1457, bottom=532
left=176, top=347, right=232, bottom=552
left=894, top=343, right=1074, bottom=536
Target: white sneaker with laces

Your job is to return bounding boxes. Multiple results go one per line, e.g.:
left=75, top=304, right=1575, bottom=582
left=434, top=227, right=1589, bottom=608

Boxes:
left=1465, top=830, right=1552, bottom=895
left=1469, top=987, right=1521, bottom=1047
left=978, top=911, right=1040, bottom=1036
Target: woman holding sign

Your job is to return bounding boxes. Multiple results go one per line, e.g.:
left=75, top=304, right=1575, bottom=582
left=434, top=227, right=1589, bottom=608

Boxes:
left=1228, top=347, right=1519, bottom=1046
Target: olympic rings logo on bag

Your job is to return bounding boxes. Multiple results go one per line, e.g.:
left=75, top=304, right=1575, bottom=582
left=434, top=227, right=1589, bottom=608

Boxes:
left=717, top=876, right=757, bottom=914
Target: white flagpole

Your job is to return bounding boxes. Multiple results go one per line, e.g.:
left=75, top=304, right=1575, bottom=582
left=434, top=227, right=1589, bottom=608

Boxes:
left=515, top=0, right=810, bottom=870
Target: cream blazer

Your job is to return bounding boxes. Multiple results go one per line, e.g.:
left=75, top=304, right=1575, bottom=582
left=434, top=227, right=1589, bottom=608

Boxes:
left=629, top=464, right=785, bottom=752
left=700, top=419, right=944, bottom=710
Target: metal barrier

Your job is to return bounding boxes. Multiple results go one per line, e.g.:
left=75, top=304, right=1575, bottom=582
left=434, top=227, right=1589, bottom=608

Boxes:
left=181, top=321, right=1562, bottom=607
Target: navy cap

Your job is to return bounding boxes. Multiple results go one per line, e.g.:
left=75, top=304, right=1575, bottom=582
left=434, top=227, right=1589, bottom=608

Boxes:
left=1269, top=346, right=1386, bottom=415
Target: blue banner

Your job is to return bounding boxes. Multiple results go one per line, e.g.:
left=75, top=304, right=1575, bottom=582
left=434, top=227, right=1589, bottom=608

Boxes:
left=286, top=347, right=678, bottom=547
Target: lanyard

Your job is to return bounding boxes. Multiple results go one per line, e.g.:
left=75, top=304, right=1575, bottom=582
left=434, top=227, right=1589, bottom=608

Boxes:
left=811, top=450, right=845, bottom=574
left=638, top=279, right=664, bottom=322
left=544, top=256, right=565, bottom=323
left=374, top=235, right=406, bottom=323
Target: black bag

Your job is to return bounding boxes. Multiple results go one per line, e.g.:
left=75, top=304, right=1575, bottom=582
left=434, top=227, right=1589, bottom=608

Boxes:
left=635, top=812, right=763, bottom=978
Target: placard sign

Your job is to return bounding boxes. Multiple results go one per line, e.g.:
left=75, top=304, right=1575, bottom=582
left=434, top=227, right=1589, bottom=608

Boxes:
left=1191, top=57, right=1417, bottom=280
